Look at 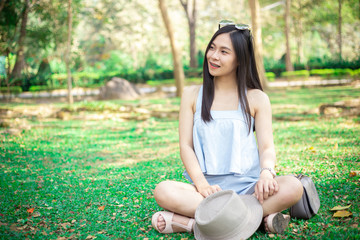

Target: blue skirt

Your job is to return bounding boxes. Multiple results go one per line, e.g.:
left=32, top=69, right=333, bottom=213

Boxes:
left=183, top=171, right=258, bottom=195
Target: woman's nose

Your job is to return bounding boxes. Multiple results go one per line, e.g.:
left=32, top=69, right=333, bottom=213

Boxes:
left=209, top=50, right=219, bottom=60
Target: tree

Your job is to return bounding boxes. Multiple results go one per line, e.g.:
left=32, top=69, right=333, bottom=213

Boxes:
left=10, top=0, right=30, bottom=80
left=338, top=0, right=342, bottom=61
left=158, top=0, right=185, bottom=97
left=180, top=0, right=197, bottom=68
left=284, top=0, right=294, bottom=71
left=293, top=0, right=304, bottom=64
left=66, top=0, right=73, bottom=104
left=248, top=0, right=267, bottom=89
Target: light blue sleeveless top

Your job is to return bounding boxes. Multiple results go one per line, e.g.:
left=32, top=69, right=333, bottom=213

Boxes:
left=183, top=86, right=260, bottom=194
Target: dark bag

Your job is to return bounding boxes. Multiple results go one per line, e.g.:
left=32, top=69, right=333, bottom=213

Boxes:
left=290, top=174, right=320, bottom=219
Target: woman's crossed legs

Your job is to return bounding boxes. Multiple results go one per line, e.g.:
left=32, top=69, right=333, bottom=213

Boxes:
left=153, top=176, right=303, bottom=233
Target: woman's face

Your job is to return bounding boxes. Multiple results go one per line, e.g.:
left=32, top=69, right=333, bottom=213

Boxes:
left=206, top=33, right=238, bottom=78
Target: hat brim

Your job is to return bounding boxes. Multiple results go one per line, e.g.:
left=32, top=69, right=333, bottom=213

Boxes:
left=194, top=194, right=263, bottom=240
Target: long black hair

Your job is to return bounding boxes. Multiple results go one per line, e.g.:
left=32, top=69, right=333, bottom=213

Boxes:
left=201, top=25, right=263, bottom=133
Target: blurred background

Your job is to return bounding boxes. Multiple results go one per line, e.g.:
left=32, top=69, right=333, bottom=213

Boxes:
left=0, top=0, right=359, bottom=97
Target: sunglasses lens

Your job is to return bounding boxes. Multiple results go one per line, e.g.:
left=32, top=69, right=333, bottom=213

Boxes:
left=218, top=20, right=250, bottom=31
left=219, top=20, right=235, bottom=29
left=235, top=24, right=250, bottom=30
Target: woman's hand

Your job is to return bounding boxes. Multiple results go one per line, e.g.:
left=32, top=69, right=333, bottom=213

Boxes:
left=255, top=171, right=279, bottom=204
left=197, top=184, right=222, bottom=198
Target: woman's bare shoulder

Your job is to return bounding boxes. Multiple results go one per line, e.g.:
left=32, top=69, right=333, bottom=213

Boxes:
left=247, top=89, right=270, bottom=104
left=181, top=85, right=201, bottom=112
left=183, top=85, right=201, bottom=96
left=247, top=89, right=271, bottom=113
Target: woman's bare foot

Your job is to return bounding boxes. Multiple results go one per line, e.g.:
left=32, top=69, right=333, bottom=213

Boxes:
left=263, top=215, right=270, bottom=232
left=153, top=211, right=195, bottom=233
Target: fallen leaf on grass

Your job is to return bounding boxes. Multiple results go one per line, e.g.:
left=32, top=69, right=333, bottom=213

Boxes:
left=98, top=205, right=105, bottom=211
left=333, top=210, right=352, bottom=218
left=60, top=222, right=71, bottom=229
left=330, top=204, right=351, bottom=211
left=27, top=208, right=34, bottom=214
left=32, top=212, right=41, bottom=218
left=308, top=146, right=316, bottom=153
left=86, top=235, right=96, bottom=239
left=349, top=171, right=360, bottom=177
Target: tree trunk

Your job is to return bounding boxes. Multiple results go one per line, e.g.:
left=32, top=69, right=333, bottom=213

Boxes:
left=338, top=0, right=342, bottom=61
left=284, top=0, right=294, bottom=71
left=10, top=0, right=30, bottom=80
left=159, top=0, right=185, bottom=97
left=248, top=0, right=268, bottom=89
left=180, top=0, right=197, bottom=68
left=66, top=0, right=73, bottom=104
left=5, top=49, right=11, bottom=102
left=0, top=0, right=6, bottom=14
left=296, top=0, right=304, bottom=65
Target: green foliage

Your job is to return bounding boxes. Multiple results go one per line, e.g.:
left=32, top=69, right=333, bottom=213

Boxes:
left=310, top=68, right=353, bottom=79
left=281, top=70, right=310, bottom=79
left=264, top=57, right=360, bottom=77
left=351, top=68, right=360, bottom=79
left=265, top=72, right=276, bottom=82
left=146, top=77, right=203, bottom=87
left=28, top=86, right=54, bottom=92
left=0, top=86, right=22, bottom=94
left=264, top=58, right=286, bottom=77
left=49, top=60, right=67, bottom=74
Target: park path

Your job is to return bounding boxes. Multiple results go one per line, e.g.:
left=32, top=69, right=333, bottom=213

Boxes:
left=0, top=78, right=352, bottom=100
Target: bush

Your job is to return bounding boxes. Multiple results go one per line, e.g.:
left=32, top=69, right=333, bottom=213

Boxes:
left=51, top=73, right=67, bottom=86
left=184, top=68, right=202, bottom=78
left=29, top=86, right=57, bottom=92
left=350, top=68, right=360, bottom=79
left=264, top=58, right=286, bottom=77
left=265, top=72, right=276, bottom=82
left=0, top=86, right=22, bottom=94
left=310, top=68, right=353, bottom=79
left=280, top=70, right=310, bottom=79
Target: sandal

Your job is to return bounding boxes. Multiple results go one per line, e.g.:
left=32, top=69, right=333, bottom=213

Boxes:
left=264, top=212, right=291, bottom=234
left=151, top=211, right=195, bottom=234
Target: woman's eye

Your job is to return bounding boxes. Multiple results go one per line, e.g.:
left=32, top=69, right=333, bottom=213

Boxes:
left=222, top=50, right=228, bottom=54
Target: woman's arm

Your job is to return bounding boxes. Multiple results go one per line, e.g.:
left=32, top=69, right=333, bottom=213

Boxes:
left=248, top=89, right=279, bottom=204
left=179, top=86, right=221, bottom=197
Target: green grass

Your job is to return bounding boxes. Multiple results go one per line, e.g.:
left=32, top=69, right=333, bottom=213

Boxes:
left=146, top=77, right=202, bottom=87
left=0, top=85, right=359, bottom=239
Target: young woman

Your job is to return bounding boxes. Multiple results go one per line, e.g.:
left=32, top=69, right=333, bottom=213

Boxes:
left=151, top=21, right=304, bottom=235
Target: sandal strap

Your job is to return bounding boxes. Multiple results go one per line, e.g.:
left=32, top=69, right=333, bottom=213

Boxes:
left=265, top=212, right=290, bottom=234
left=172, top=217, right=195, bottom=232
left=152, top=211, right=194, bottom=234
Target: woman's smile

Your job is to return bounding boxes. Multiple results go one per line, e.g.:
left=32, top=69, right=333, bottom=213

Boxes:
left=209, top=62, right=220, bottom=69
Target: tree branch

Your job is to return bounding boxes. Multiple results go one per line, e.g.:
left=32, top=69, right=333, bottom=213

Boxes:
left=0, top=0, right=6, bottom=14
left=179, top=0, right=188, bottom=14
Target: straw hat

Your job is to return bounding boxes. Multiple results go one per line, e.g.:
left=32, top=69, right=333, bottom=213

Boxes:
left=194, top=190, right=263, bottom=240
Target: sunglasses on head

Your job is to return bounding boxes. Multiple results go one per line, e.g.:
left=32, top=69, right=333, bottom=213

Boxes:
left=218, top=20, right=251, bottom=31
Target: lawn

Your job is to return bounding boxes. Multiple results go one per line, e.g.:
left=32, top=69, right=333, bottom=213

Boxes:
left=0, top=85, right=359, bottom=239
